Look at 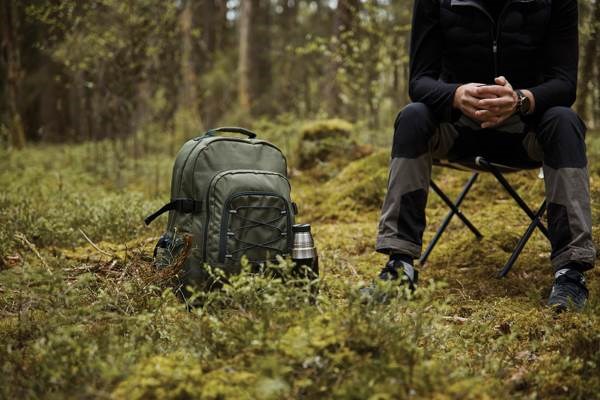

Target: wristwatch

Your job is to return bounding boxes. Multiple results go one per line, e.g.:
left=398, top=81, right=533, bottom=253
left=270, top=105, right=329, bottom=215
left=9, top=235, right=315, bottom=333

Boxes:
left=515, top=89, right=531, bottom=115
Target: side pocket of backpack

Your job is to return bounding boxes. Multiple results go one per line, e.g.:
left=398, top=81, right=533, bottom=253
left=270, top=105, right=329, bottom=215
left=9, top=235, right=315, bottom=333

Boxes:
left=153, top=230, right=186, bottom=269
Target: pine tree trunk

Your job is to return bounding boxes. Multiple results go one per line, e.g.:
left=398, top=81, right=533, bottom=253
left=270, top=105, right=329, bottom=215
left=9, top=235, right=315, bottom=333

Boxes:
left=239, top=0, right=254, bottom=112
left=252, top=0, right=271, bottom=111
left=199, top=0, right=227, bottom=126
left=215, top=0, right=227, bottom=51
left=577, top=0, right=600, bottom=124
left=326, top=0, right=360, bottom=116
left=178, top=0, right=202, bottom=132
left=1, top=0, right=26, bottom=149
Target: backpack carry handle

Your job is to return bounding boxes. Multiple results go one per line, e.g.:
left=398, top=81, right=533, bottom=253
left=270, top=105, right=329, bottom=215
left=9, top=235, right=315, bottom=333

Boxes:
left=206, top=127, right=257, bottom=139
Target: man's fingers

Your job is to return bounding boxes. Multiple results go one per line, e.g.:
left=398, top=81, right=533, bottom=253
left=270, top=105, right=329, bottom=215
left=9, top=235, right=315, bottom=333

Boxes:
left=466, top=86, right=498, bottom=99
left=481, top=115, right=504, bottom=128
left=463, top=85, right=481, bottom=97
left=478, top=97, right=515, bottom=108
left=463, top=94, right=482, bottom=109
left=475, top=109, right=503, bottom=122
left=482, top=118, right=503, bottom=129
left=495, top=76, right=507, bottom=85
left=495, top=76, right=514, bottom=91
left=475, top=85, right=513, bottom=98
left=462, top=105, right=478, bottom=117
left=463, top=105, right=484, bottom=121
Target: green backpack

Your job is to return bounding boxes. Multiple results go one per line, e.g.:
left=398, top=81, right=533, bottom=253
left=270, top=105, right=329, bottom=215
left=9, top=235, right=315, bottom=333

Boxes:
left=145, top=127, right=296, bottom=292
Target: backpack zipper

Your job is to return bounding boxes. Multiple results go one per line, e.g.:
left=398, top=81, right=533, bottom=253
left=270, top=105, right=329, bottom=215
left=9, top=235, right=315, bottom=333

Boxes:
left=202, top=171, right=223, bottom=263
left=190, top=137, right=289, bottom=200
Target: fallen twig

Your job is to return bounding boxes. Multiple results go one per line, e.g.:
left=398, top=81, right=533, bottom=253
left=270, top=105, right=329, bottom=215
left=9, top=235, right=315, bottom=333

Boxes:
left=78, top=228, right=116, bottom=258
left=442, top=315, right=469, bottom=324
left=15, top=232, right=52, bottom=273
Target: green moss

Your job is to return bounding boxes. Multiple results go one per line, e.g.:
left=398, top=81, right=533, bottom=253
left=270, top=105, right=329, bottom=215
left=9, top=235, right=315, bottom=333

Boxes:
left=2, top=130, right=600, bottom=399
left=300, top=119, right=354, bottom=141
left=113, top=357, right=259, bottom=400
left=111, top=354, right=205, bottom=399
left=310, top=149, right=389, bottom=221
left=295, top=119, right=373, bottom=177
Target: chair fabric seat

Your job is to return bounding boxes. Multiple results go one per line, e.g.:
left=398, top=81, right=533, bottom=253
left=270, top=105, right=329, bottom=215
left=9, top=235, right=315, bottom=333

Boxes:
left=433, top=157, right=542, bottom=173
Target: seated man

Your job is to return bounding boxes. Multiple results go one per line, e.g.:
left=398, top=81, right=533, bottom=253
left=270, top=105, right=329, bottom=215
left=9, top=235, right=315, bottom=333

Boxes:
left=375, top=0, right=595, bottom=310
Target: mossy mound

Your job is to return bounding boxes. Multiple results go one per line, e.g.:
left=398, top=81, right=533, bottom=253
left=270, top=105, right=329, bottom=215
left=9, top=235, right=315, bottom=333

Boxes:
left=299, top=118, right=353, bottom=141
left=295, top=119, right=372, bottom=179
left=311, top=149, right=389, bottom=221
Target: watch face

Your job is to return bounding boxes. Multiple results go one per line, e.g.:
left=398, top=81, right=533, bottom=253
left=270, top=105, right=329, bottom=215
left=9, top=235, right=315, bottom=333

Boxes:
left=517, top=91, right=530, bottom=115
left=521, top=96, right=530, bottom=113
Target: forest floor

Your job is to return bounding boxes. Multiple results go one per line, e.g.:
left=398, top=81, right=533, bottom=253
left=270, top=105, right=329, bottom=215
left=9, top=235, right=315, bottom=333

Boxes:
left=1, top=130, right=600, bottom=399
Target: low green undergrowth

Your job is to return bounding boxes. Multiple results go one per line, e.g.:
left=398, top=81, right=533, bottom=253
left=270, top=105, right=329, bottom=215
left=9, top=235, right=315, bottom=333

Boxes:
left=1, top=132, right=600, bottom=399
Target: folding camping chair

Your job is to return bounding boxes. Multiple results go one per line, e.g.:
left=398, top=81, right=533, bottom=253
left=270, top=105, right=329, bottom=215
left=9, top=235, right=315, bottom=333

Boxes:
left=419, top=156, right=550, bottom=277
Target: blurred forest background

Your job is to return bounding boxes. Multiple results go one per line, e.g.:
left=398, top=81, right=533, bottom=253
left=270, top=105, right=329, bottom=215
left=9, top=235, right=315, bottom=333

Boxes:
left=3, top=2, right=600, bottom=399
left=1, top=0, right=599, bottom=151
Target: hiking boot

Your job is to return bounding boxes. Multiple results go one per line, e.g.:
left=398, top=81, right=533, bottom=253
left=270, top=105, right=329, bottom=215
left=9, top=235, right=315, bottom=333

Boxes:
left=547, top=268, right=588, bottom=312
left=377, top=259, right=419, bottom=290
left=359, top=260, right=418, bottom=302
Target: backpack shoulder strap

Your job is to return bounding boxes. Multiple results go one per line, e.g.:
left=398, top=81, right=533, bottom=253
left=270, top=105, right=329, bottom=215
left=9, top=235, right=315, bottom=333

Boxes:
left=144, top=198, right=202, bottom=225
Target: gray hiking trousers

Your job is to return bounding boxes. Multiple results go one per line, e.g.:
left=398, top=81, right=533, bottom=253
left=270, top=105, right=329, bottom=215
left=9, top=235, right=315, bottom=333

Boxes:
left=376, top=103, right=596, bottom=272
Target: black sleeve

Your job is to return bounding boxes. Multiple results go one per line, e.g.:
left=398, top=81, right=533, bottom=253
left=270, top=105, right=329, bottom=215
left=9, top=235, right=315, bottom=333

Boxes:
left=526, top=0, right=578, bottom=116
left=408, top=0, right=460, bottom=122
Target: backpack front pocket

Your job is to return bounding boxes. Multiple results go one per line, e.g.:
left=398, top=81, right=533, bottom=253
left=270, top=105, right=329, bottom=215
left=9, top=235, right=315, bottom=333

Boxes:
left=203, top=170, right=293, bottom=268
left=219, top=192, right=291, bottom=264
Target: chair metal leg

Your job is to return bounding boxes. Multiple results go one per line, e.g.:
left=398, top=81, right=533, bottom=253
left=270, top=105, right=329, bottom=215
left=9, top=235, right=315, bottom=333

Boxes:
left=497, top=200, right=547, bottom=277
left=476, top=157, right=550, bottom=240
left=429, top=174, right=483, bottom=238
left=420, top=173, right=482, bottom=265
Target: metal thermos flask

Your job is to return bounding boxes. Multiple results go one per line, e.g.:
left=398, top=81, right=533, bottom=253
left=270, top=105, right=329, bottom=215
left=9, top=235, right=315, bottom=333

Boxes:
left=291, top=224, right=319, bottom=279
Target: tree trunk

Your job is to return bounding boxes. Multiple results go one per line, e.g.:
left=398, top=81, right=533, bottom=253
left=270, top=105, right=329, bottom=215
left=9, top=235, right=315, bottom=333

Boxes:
left=326, top=0, right=360, bottom=116
left=252, top=0, right=271, bottom=112
left=577, top=0, right=600, bottom=124
left=178, top=0, right=202, bottom=133
left=215, top=0, right=227, bottom=51
left=200, top=0, right=217, bottom=59
left=1, top=0, right=26, bottom=149
left=238, top=0, right=254, bottom=112
left=198, top=0, right=228, bottom=126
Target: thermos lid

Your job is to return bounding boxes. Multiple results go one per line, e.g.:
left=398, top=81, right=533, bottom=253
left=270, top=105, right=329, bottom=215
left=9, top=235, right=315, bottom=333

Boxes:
left=292, top=223, right=311, bottom=233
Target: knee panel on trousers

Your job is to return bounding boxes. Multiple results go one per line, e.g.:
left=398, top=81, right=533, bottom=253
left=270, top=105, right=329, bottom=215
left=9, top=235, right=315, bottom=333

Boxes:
left=536, top=107, right=587, bottom=169
left=392, top=103, right=438, bottom=159
left=547, top=202, right=573, bottom=259
left=396, top=188, right=428, bottom=245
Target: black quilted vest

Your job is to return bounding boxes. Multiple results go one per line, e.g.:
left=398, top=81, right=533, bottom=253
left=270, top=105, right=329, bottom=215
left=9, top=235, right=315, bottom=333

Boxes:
left=439, top=0, right=552, bottom=88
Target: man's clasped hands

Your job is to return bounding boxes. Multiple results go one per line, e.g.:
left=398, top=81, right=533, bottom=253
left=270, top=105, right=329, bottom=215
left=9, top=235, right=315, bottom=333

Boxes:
left=453, top=76, right=535, bottom=128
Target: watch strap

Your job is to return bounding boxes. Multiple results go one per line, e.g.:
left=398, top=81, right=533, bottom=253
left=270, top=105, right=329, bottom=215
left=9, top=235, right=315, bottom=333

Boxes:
left=515, top=89, right=528, bottom=115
